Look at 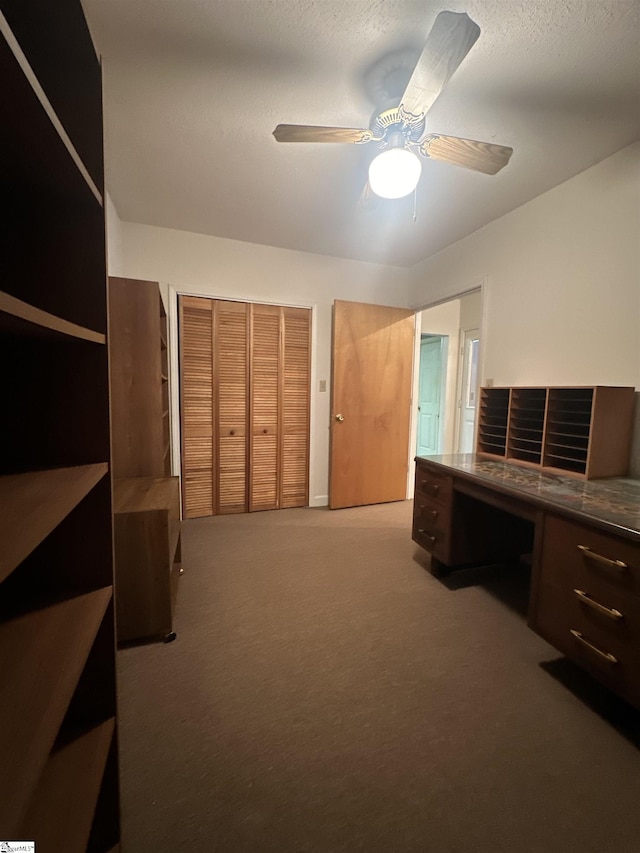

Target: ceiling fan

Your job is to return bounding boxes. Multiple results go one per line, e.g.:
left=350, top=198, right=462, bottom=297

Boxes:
left=273, top=10, right=512, bottom=200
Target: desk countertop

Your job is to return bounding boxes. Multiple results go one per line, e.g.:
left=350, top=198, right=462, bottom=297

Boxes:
left=416, top=454, right=640, bottom=540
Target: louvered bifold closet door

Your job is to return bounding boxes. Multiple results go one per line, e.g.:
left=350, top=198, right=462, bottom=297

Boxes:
left=215, top=300, right=249, bottom=513
left=249, top=304, right=281, bottom=511
left=179, top=296, right=215, bottom=518
left=280, top=307, right=311, bottom=507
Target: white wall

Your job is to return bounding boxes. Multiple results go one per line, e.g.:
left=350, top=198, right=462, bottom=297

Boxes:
left=407, top=143, right=640, bottom=390
left=105, top=193, right=124, bottom=277
left=118, top=222, right=410, bottom=505
left=459, top=290, right=482, bottom=334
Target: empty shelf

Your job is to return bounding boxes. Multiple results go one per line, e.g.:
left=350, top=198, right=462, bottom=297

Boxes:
left=0, top=588, right=112, bottom=834
left=0, top=464, right=108, bottom=582
left=19, top=718, right=115, bottom=853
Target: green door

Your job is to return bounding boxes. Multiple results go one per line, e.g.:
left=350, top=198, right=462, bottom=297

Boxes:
left=417, top=335, right=445, bottom=457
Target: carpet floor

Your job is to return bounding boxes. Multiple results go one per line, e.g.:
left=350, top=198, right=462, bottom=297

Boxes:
left=117, top=501, right=640, bottom=852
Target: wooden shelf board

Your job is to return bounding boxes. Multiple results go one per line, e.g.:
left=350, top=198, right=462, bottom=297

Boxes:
left=0, top=588, right=112, bottom=833
left=0, top=463, right=108, bottom=583
left=0, top=290, right=105, bottom=344
left=19, top=718, right=115, bottom=852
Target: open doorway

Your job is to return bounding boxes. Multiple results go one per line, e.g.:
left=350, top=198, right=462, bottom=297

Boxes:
left=411, top=288, right=483, bottom=465
left=456, top=327, right=480, bottom=452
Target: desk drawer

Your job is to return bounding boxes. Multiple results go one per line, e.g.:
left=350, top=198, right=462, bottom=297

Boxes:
left=534, top=578, right=640, bottom=706
left=533, top=513, right=640, bottom=706
left=413, top=498, right=450, bottom=557
left=540, top=514, right=640, bottom=601
left=415, top=465, right=453, bottom=507
left=413, top=495, right=450, bottom=530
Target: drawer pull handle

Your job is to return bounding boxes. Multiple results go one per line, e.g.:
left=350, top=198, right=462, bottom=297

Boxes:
left=570, top=629, right=618, bottom=665
left=421, top=481, right=439, bottom=495
left=418, top=530, right=436, bottom=545
left=573, top=589, right=623, bottom=621
left=418, top=506, right=439, bottom=521
left=577, top=544, right=627, bottom=571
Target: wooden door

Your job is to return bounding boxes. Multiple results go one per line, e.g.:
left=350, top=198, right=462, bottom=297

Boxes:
left=330, top=300, right=415, bottom=509
left=280, top=307, right=312, bottom=508
left=249, top=304, right=312, bottom=511
left=215, top=300, right=249, bottom=513
left=179, top=296, right=215, bottom=518
left=417, top=335, right=445, bottom=457
left=180, top=296, right=311, bottom=517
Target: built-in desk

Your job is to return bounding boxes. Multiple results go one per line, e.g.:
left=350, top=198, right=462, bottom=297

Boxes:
left=413, top=454, right=640, bottom=708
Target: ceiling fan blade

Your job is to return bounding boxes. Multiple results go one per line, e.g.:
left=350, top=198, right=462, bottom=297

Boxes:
left=400, top=11, right=480, bottom=120
left=419, top=134, right=513, bottom=175
left=273, top=124, right=375, bottom=144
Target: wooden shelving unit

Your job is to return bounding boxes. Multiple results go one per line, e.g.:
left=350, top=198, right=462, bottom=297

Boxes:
left=0, top=2, right=120, bottom=849
left=109, top=277, right=171, bottom=479
left=113, top=477, right=182, bottom=644
left=477, top=385, right=635, bottom=479
left=108, top=277, right=181, bottom=644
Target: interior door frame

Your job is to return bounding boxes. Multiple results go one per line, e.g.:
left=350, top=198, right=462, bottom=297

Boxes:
left=168, top=285, right=316, bottom=517
left=408, top=278, right=488, bottom=496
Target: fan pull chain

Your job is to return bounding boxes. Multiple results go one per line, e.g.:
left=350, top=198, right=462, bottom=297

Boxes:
left=413, top=187, right=418, bottom=222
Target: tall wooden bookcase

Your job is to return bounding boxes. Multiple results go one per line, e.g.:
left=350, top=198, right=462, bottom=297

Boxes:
left=179, top=295, right=312, bottom=519
left=109, top=277, right=171, bottom=479
left=0, top=1, right=120, bottom=850
left=108, top=277, right=182, bottom=645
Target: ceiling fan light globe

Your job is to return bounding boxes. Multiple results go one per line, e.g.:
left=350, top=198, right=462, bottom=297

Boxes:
left=368, top=148, right=422, bottom=199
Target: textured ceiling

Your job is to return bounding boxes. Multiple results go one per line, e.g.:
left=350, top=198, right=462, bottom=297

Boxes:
left=82, top=0, right=640, bottom=267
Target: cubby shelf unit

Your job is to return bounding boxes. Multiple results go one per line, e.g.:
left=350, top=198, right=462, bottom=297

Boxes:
left=0, top=1, right=120, bottom=850
left=476, top=386, right=635, bottom=480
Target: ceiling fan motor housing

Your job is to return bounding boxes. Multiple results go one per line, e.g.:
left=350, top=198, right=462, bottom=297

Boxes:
left=369, top=106, right=425, bottom=150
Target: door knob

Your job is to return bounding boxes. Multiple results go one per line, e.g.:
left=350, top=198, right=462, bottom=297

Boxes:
left=334, top=413, right=345, bottom=422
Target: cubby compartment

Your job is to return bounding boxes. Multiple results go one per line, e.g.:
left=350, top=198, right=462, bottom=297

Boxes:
left=542, top=388, right=592, bottom=475
left=507, top=387, right=547, bottom=466
left=0, top=332, right=110, bottom=474
left=477, top=387, right=510, bottom=457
